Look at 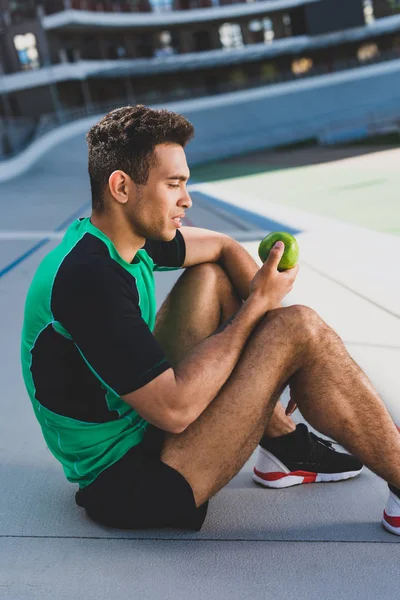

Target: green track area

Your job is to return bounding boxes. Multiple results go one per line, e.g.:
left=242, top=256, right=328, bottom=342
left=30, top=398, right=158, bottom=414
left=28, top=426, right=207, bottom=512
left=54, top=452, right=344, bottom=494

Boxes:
left=192, top=146, right=400, bottom=236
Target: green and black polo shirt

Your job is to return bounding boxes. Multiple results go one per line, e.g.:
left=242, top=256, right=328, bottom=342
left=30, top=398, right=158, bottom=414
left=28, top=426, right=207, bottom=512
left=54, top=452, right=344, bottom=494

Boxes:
left=21, top=217, right=186, bottom=489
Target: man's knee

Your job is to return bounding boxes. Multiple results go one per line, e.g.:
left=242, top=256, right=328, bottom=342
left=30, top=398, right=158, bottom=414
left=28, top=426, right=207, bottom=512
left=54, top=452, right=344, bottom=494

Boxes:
left=284, top=304, right=322, bottom=332
left=184, top=262, right=228, bottom=284
left=262, top=304, right=326, bottom=344
left=182, top=263, right=242, bottom=323
left=182, top=262, right=234, bottom=297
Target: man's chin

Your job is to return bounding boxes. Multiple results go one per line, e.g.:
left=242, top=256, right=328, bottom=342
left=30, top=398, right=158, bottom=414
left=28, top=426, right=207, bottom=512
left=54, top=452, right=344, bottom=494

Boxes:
left=164, top=226, right=178, bottom=241
left=148, top=229, right=176, bottom=242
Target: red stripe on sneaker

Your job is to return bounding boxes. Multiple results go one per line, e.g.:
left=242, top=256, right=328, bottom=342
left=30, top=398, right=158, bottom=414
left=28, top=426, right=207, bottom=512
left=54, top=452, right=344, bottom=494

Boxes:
left=383, top=511, right=400, bottom=528
left=301, top=472, right=318, bottom=483
left=253, top=468, right=318, bottom=483
left=253, top=470, right=288, bottom=481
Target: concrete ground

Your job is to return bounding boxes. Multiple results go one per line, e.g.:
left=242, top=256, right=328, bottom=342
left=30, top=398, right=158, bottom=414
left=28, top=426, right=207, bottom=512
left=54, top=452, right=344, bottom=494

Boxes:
left=0, top=138, right=399, bottom=599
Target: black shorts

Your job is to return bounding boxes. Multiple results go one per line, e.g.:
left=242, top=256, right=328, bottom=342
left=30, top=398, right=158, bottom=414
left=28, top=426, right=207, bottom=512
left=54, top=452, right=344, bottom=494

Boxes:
left=75, top=425, right=209, bottom=531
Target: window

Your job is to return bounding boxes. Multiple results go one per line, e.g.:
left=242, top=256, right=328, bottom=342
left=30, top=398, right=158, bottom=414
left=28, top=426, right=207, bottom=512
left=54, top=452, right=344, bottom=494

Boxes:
left=149, top=0, right=173, bottom=12
left=357, top=43, right=379, bottom=62
left=291, top=57, right=313, bottom=75
left=9, top=0, right=36, bottom=24
left=363, top=0, right=375, bottom=24
left=282, top=13, right=292, bottom=36
left=249, top=20, right=262, bottom=33
left=219, top=23, right=244, bottom=50
left=249, top=18, right=275, bottom=44
left=154, top=31, right=175, bottom=57
left=13, top=32, right=40, bottom=70
left=228, top=68, right=246, bottom=88
left=260, top=63, right=277, bottom=81
left=262, top=18, right=274, bottom=43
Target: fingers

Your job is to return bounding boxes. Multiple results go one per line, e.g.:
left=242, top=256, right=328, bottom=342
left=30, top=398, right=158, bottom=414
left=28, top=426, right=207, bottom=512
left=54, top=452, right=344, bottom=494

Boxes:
left=265, top=241, right=285, bottom=269
left=282, top=263, right=299, bottom=283
left=285, top=397, right=298, bottom=416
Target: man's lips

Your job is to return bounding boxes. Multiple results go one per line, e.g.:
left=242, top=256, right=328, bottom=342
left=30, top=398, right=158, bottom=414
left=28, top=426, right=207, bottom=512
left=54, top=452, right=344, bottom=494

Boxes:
left=172, top=216, right=184, bottom=227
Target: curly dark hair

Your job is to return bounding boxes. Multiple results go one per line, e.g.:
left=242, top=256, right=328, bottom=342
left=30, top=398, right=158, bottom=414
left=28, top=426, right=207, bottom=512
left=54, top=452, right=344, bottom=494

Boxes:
left=86, top=105, right=195, bottom=211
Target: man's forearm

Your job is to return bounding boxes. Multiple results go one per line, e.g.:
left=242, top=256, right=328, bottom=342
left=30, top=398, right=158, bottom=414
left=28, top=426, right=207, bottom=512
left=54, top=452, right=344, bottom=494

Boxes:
left=170, top=238, right=264, bottom=430
left=218, top=237, right=259, bottom=301
left=174, top=295, right=267, bottom=429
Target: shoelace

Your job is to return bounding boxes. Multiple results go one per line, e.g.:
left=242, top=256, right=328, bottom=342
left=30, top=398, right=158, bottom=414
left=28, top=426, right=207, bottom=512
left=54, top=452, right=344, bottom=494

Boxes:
left=307, top=432, right=338, bottom=463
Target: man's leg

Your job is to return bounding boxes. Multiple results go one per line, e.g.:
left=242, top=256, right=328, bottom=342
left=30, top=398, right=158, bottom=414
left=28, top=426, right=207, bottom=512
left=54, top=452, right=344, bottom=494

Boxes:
left=154, top=262, right=356, bottom=474
left=154, top=263, right=295, bottom=437
left=154, top=264, right=400, bottom=508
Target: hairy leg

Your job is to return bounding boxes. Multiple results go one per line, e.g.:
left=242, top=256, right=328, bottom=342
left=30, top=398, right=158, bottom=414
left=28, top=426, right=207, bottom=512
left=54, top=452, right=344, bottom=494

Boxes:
left=154, top=263, right=241, bottom=366
left=263, top=401, right=296, bottom=437
left=155, top=272, right=400, bottom=507
left=154, top=263, right=295, bottom=436
left=288, top=322, right=400, bottom=479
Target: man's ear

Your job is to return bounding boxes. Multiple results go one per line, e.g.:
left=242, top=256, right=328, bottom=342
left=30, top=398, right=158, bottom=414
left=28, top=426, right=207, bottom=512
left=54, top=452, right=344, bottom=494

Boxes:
left=108, top=170, right=130, bottom=205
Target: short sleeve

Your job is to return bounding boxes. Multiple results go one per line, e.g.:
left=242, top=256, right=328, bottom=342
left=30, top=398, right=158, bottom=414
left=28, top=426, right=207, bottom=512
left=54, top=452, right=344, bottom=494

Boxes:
left=51, top=257, right=171, bottom=396
left=144, top=229, right=186, bottom=272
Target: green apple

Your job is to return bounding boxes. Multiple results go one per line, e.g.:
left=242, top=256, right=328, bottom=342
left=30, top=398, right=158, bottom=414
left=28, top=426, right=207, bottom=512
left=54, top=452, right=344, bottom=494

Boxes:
left=258, top=232, right=299, bottom=271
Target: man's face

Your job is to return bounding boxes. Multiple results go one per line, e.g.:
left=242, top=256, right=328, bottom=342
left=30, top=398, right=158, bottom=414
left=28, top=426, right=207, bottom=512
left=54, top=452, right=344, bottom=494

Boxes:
left=128, top=143, right=192, bottom=242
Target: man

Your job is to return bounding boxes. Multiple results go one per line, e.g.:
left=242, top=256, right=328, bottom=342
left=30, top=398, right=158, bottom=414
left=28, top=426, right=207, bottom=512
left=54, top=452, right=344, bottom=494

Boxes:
left=21, top=105, right=400, bottom=534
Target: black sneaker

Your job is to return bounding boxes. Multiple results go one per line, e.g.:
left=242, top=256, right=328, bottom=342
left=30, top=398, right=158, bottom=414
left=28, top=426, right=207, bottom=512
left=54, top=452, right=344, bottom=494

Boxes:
left=382, top=484, right=400, bottom=536
left=253, top=423, right=363, bottom=488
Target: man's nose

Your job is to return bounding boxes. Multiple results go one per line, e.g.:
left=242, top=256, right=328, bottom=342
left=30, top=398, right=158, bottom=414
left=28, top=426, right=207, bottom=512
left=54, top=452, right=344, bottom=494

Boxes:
left=180, top=188, right=192, bottom=209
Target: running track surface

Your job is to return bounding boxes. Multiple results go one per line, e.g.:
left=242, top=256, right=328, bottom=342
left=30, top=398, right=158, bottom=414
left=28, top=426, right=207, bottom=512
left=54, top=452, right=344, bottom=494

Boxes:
left=0, top=136, right=399, bottom=600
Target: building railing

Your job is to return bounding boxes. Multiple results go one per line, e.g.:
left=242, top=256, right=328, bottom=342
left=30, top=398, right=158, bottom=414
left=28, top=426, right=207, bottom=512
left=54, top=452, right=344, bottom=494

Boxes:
left=2, top=47, right=400, bottom=161
left=2, top=87, right=400, bottom=163
left=7, top=0, right=286, bottom=22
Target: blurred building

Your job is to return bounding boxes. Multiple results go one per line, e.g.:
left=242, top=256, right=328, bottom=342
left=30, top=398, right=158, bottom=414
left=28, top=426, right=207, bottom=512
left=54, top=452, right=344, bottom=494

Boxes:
left=1, top=0, right=400, bottom=156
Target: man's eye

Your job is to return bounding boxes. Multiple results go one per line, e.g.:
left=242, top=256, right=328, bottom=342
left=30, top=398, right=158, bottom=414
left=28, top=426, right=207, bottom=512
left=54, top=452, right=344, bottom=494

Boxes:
left=168, top=184, right=179, bottom=189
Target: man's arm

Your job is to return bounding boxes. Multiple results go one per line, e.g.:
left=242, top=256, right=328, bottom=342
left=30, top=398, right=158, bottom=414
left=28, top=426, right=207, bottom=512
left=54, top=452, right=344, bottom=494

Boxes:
left=121, top=227, right=265, bottom=433
left=218, top=237, right=259, bottom=301
left=122, top=243, right=297, bottom=433
left=123, top=294, right=267, bottom=432
left=180, top=226, right=259, bottom=300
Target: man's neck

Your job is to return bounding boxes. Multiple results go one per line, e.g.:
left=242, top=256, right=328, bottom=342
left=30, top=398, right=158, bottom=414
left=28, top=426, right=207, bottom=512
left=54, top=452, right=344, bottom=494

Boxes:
left=90, top=211, right=145, bottom=264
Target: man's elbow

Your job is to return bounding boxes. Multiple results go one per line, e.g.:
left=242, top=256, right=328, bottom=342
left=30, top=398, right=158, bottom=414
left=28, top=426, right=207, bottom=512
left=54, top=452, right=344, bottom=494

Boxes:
left=168, top=420, right=187, bottom=435
left=165, top=406, right=192, bottom=434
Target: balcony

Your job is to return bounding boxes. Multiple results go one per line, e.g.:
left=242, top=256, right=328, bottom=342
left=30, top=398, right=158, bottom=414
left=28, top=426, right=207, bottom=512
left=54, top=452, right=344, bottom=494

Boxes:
left=41, top=0, right=319, bottom=29
left=43, top=0, right=312, bottom=15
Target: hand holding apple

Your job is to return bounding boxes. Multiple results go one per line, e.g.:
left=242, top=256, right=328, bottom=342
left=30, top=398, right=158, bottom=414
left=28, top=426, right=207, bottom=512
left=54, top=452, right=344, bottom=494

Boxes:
left=250, top=236, right=299, bottom=311
left=258, top=232, right=299, bottom=271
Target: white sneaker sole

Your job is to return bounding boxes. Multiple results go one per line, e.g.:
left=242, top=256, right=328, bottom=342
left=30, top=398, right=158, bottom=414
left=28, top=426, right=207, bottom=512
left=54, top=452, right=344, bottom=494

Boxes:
left=382, top=516, right=400, bottom=536
left=253, top=469, right=364, bottom=488
left=253, top=446, right=363, bottom=489
left=382, top=491, right=400, bottom=536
